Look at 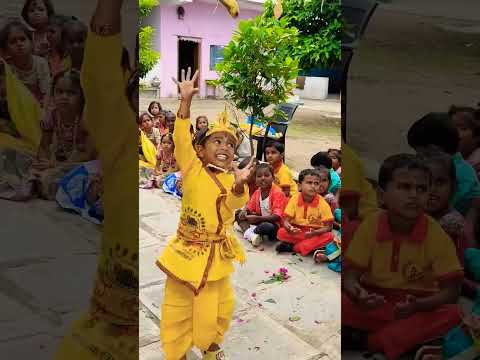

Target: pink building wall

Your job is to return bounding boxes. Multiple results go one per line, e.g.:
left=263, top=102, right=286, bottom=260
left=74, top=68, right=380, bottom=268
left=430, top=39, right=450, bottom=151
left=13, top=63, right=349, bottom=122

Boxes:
left=157, top=2, right=261, bottom=98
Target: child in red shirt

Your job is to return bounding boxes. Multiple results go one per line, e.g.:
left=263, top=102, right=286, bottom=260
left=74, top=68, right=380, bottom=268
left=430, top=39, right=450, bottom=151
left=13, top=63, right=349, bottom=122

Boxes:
left=238, top=163, right=287, bottom=247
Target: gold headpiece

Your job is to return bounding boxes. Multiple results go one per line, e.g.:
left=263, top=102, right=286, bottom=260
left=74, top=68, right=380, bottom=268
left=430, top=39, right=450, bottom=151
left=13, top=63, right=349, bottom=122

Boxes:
left=205, top=106, right=239, bottom=144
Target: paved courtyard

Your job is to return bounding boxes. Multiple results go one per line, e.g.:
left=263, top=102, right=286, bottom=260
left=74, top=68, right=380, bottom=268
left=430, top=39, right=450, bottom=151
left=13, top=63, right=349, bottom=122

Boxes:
left=139, top=190, right=341, bottom=360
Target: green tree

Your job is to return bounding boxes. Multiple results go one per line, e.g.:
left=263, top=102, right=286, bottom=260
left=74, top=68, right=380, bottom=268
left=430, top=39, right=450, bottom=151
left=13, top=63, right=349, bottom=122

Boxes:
left=264, top=0, right=342, bottom=70
left=216, top=16, right=299, bottom=154
left=139, top=0, right=160, bottom=79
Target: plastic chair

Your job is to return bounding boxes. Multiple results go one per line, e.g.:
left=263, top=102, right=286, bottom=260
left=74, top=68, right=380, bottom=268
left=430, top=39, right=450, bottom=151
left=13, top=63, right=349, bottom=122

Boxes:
left=255, top=103, right=299, bottom=162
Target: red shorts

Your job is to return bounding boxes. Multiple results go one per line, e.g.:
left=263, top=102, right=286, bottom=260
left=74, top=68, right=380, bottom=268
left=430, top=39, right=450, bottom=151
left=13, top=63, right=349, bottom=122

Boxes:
left=342, top=288, right=461, bottom=360
left=277, top=226, right=333, bottom=256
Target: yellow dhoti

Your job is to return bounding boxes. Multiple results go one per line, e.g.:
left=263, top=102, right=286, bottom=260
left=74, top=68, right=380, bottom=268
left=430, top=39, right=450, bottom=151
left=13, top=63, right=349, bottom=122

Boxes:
left=160, top=276, right=235, bottom=360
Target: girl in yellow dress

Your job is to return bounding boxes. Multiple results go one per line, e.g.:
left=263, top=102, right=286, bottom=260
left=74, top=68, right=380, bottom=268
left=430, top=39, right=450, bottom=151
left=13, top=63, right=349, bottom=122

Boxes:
left=156, top=68, right=255, bottom=360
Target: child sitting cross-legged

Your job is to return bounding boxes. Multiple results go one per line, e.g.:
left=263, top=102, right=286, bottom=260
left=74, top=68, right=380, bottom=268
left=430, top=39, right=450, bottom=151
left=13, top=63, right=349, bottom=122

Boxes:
left=238, top=162, right=287, bottom=247
left=342, top=153, right=463, bottom=360
left=276, top=168, right=334, bottom=256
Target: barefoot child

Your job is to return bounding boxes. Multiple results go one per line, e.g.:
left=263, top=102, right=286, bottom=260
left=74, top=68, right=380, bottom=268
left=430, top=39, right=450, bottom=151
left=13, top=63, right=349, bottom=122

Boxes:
left=238, top=162, right=287, bottom=247
left=276, top=169, right=334, bottom=256
left=342, top=154, right=463, bottom=360
left=156, top=68, right=255, bottom=360
left=265, top=140, right=297, bottom=198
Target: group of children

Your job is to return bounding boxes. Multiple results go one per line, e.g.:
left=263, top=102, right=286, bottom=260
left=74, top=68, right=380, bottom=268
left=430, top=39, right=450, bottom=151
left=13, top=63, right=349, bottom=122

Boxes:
left=341, top=106, right=480, bottom=359
left=0, top=0, right=113, bottom=221
left=138, top=100, right=213, bottom=190
left=139, top=98, right=345, bottom=264
left=154, top=69, right=344, bottom=360
left=233, top=142, right=343, bottom=269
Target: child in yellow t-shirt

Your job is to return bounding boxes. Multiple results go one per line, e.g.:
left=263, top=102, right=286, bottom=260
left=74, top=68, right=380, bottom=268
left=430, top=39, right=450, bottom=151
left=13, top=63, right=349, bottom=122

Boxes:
left=156, top=68, right=255, bottom=360
left=276, top=168, right=334, bottom=256
left=264, top=140, right=298, bottom=198
left=342, top=153, right=462, bottom=360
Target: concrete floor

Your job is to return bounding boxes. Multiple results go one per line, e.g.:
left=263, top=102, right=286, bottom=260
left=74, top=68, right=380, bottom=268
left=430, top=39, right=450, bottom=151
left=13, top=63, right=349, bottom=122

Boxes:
left=139, top=189, right=341, bottom=360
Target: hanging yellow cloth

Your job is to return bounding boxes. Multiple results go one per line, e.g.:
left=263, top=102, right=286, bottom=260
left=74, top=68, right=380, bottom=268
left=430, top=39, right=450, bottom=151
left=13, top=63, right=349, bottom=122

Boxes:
left=139, top=129, right=157, bottom=169
left=0, top=60, right=42, bottom=154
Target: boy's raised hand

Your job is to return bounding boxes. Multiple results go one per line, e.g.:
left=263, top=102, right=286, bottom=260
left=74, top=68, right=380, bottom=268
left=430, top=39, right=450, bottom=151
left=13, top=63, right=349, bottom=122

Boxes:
left=172, top=68, right=199, bottom=101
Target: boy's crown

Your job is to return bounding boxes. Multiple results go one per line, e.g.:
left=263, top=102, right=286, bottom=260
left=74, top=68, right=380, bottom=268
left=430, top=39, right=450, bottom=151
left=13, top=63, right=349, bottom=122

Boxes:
left=205, top=106, right=239, bottom=144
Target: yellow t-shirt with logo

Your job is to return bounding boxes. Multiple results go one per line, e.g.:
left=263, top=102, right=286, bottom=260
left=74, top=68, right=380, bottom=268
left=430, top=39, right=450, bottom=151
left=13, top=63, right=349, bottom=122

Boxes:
left=345, top=211, right=463, bottom=293
left=284, top=193, right=333, bottom=228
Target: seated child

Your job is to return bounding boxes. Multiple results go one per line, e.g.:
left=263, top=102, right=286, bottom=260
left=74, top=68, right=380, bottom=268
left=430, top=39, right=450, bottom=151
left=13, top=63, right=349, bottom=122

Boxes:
left=32, top=70, right=95, bottom=200
left=448, top=105, right=480, bottom=178
left=238, top=162, right=287, bottom=247
left=276, top=169, right=334, bottom=256
left=148, top=101, right=168, bottom=135
left=62, top=19, right=87, bottom=71
left=407, top=112, right=480, bottom=216
left=195, top=115, right=208, bottom=132
left=422, top=150, right=466, bottom=263
left=342, top=153, right=463, bottom=360
left=155, top=133, right=178, bottom=183
left=0, top=20, right=51, bottom=106
left=310, top=151, right=341, bottom=197
left=165, top=110, right=176, bottom=133
left=328, top=148, right=342, bottom=175
left=139, top=111, right=160, bottom=147
left=21, top=0, right=54, bottom=57
left=264, top=140, right=298, bottom=198
left=46, top=15, right=72, bottom=77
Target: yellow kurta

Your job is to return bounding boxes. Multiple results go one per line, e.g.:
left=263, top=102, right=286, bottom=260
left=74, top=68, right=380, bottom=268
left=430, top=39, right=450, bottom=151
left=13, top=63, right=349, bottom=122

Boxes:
left=341, top=141, right=378, bottom=219
left=53, top=32, right=138, bottom=360
left=157, top=115, right=248, bottom=292
left=157, top=115, right=248, bottom=359
left=0, top=59, right=42, bottom=154
left=139, top=129, right=157, bottom=169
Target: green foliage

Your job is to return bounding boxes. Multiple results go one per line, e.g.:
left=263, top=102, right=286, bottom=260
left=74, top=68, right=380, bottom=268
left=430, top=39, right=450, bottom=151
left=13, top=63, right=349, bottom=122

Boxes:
left=139, top=26, right=160, bottom=79
left=264, top=0, right=342, bottom=70
left=139, top=0, right=159, bottom=21
left=139, top=0, right=160, bottom=78
left=216, top=16, right=299, bottom=125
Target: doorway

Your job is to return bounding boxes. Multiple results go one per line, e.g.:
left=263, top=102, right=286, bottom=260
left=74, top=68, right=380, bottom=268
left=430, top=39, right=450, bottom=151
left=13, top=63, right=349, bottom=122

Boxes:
left=178, top=38, right=200, bottom=91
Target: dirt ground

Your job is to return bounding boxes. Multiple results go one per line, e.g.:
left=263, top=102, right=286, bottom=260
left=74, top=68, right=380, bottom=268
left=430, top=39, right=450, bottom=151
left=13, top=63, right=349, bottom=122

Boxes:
left=347, top=4, right=480, bottom=171
left=140, top=97, right=341, bottom=172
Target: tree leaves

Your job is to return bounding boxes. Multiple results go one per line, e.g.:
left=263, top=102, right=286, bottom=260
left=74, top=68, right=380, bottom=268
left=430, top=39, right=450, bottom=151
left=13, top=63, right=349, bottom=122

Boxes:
left=263, top=0, right=342, bottom=70
left=139, top=0, right=161, bottom=78
left=216, top=16, right=299, bottom=123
